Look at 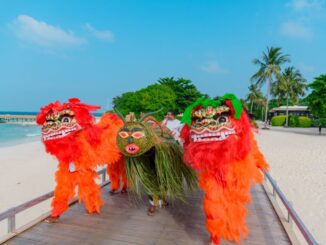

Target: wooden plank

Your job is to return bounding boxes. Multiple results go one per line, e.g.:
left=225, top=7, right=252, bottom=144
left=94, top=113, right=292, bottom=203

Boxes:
left=4, top=184, right=291, bottom=245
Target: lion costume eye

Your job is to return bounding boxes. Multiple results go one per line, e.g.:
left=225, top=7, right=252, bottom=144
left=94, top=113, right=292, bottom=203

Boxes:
left=132, top=132, right=144, bottom=139
left=119, top=131, right=129, bottom=138
left=218, top=116, right=228, bottom=124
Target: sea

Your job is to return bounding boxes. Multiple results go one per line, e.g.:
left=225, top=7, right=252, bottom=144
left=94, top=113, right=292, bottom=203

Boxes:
left=0, top=111, right=103, bottom=147
left=0, top=112, right=40, bottom=147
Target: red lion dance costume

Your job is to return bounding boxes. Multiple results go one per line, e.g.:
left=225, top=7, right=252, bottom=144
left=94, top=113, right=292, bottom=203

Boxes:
left=180, top=94, right=269, bottom=245
left=37, top=98, right=124, bottom=221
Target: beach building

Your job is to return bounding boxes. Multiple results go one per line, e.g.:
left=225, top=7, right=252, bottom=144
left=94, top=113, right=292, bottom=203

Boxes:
left=269, top=106, right=311, bottom=118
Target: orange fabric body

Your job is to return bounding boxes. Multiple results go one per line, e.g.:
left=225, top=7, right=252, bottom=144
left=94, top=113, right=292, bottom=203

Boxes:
left=107, top=157, right=128, bottom=191
left=51, top=133, right=103, bottom=217
left=96, top=113, right=127, bottom=191
left=200, top=133, right=268, bottom=243
left=50, top=113, right=125, bottom=217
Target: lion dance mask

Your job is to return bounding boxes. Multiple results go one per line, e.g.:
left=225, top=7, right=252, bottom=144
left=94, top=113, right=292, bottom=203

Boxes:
left=180, top=94, right=269, bottom=244
left=37, top=98, right=124, bottom=219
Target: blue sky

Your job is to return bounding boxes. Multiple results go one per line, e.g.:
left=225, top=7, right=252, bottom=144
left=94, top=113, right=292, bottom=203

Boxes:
left=0, top=0, right=325, bottom=112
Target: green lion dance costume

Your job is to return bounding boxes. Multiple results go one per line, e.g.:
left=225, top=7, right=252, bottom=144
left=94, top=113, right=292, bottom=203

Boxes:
left=115, top=110, right=197, bottom=215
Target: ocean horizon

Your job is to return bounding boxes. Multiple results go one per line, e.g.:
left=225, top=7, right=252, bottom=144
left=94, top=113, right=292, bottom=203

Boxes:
left=0, top=111, right=104, bottom=116
left=0, top=111, right=105, bottom=147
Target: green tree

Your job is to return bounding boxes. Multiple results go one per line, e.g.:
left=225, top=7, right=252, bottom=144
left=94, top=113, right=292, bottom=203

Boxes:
left=251, top=47, right=290, bottom=128
left=306, top=74, right=326, bottom=122
left=245, top=83, right=264, bottom=113
left=272, top=67, right=307, bottom=126
left=112, top=84, right=177, bottom=119
left=157, top=77, right=204, bottom=113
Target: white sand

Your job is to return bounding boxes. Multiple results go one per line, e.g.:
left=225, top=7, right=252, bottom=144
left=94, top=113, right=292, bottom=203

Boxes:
left=255, top=129, right=326, bottom=244
left=0, top=141, right=57, bottom=238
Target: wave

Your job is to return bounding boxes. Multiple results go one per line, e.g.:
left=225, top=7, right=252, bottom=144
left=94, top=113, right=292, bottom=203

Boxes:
left=26, top=133, right=40, bottom=137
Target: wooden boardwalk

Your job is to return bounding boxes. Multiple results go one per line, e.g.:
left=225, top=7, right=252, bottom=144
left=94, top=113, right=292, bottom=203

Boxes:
left=4, top=184, right=290, bottom=245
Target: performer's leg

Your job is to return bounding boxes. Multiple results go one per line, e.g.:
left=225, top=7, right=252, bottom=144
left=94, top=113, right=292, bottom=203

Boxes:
left=107, top=162, right=120, bottom=195
left=50, top=168, right=76, bottom=220
left=147, top=195, right=159, bottom=216
left=119, top=159, right=128, bottom=193
left=200, top=165, right=251, bottom=244
left=78, top=170, right=103, bottom=214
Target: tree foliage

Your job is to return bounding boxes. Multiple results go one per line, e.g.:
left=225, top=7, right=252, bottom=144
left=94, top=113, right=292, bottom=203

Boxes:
left=112, top=77, right=203, bottom=119
left=271, top=66, right=307, bottom=126
left=245, top=83, right=264, bottom=113
left=272, top=67, right=307, bottom=105
left=157, top=77, right=204, bottom=113
left=306, top=74, right=326, bottom=119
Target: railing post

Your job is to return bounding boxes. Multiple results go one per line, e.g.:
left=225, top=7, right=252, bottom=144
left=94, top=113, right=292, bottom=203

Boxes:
left=102, top=172, right=106, bottom=183
left=287, top=201, right=293, bottom=226
left=272, top=187, right=276, bottom=198
left=8, top=215, right=16, bottom=233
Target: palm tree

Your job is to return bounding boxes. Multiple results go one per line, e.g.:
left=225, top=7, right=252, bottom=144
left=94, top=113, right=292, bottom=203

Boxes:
left=251, top=47, right=290, bottom=128
left=253, top=96, right=267, bottom=121
left=272, top=67, right=307, bottom=126
left=246, top=83, right=264, bottom=113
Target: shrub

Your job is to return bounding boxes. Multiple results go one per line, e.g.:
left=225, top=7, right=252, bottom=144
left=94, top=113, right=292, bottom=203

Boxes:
left=271, top=115, right=286, bottom=126
left=289, top=115, right=299, bottom=127
left=298, top=116, right=312, bottom=128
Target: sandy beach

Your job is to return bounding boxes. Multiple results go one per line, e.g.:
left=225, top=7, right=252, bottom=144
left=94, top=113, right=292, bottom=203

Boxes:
left=0, top=141, right=57, bottom=237
left=255, top=128, right=326, bottom=244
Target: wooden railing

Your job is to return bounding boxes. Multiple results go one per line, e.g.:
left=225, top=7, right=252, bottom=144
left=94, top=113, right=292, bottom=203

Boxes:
left=0, top=168, right=109, bottom=243
left=263, top=171, right=319, bottom=245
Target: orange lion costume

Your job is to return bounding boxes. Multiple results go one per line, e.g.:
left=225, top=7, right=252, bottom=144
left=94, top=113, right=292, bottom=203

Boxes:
left=180, top=94, right=269, bottom=244
left=36, top=98, right=124, bottom=220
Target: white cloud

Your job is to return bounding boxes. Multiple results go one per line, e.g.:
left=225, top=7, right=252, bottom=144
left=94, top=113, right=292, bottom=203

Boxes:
left=84, top=23, right=114, bottom=42
left=200, top=61, right=227, bottom=74
left=280, top=21, right=313, bottom=39
left=10, top=15, right=86, bottom=47
left=287, top=0, right=324, bottom=11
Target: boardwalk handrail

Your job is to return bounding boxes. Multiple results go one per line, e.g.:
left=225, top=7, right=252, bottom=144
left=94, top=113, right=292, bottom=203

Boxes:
left=264, top=171, right=318, bottom=245
left=0, top=168, right=108, bottom=242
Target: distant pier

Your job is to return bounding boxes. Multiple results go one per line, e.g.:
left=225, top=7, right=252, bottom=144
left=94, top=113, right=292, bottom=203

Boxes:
left=0, top=114, right=36, bottom=123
